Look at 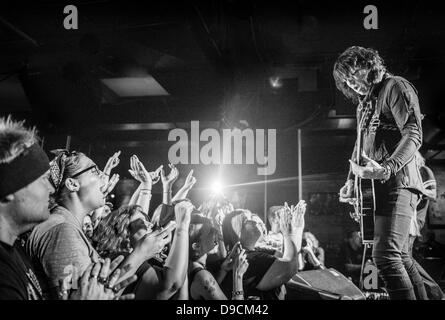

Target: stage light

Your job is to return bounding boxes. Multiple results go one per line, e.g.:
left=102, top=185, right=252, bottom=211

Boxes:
left=269, top=76, right=282, bottom=88
left=211, top=181, right=223, bottom=194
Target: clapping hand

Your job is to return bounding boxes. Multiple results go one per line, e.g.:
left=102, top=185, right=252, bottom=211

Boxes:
left=100, top=151, right=121, bottom=196
left=279, top=204, right=292, bottom=236
left=128, top=155, right=151, bottom=184
left=183, top=169, right=197, bottom=190
left=221, top=242, right=241, bottom=272
left=59, top=255, right=137, bottom=300
left=233, top=247, right=249, bottom=278
left=103, top=151, right=121, bottom=181
left=149, top=165, right=163, bottom=185
left=101, top=173, right=119, bottom=197
left=161, top=163, right=179, bottom=188
left=281, top=200, right=306, bottom=235
left=174, top=200, right=193, bottom=227
left=135, top=221, right=177, bottom=260
left=290, top=200, right=306, bottom=230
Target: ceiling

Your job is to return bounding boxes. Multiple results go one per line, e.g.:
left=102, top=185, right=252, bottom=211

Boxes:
left=1, top=0, right=445, bottom=183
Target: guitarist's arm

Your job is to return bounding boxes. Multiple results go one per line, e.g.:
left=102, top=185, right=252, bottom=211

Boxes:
left=347, top=139, right=358, bottom=182
left=380, top=79, right=422, bottom=176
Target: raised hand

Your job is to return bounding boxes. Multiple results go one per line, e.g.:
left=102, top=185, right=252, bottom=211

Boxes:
left=61, top=259, right=137, bottom=300
left=128, top=155, right=153, bottom=186
left=183, top=169, right=197, bottom=190
left=339, top=180, right=355, bottom=204
left=102, top=173, right=119, bottom=197
left=174, top=200, right=193, bottom=227
left=161, top=163, right=179, bottom=188
left=150, top=165, right=163, bottom=185
left=279, top=203, right=293, bottom=236
left=103, top=151, right=121, bottom=177
left=233, top=248, right=249, bottom=278
left=290, top=200, right=306, bottom=231
left=221, top=242, right=241, bottom=272
left=134, top=222, right=177, bottom=260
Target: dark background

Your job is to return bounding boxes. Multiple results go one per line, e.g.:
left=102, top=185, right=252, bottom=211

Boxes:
left=1, top=0, right=445, bottom=271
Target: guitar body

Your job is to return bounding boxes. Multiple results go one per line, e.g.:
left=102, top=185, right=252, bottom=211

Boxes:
left=354, top=177, right=376, bottom=244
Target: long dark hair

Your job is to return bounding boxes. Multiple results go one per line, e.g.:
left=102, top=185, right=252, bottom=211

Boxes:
left=222, top=209, right=250, bottom=250
left=92, top=205, right=143, bottom=258
left=189, top=214, right=218, bottom=261
left=333, top=46, right=387, bottom=104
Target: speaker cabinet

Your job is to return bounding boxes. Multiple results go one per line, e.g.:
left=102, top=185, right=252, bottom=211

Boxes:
left=286, top=268, right=365, bottom=300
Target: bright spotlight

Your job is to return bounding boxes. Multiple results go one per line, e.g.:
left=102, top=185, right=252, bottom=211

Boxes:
left=269, top=76, right=282, bottom=89
left=211, top=181, right=223, bottom=194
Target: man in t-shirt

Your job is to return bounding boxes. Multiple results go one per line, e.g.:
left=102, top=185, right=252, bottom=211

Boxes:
left=0, top=117, right=135, bottom=300
left=0, top=117, right=55, bottom=300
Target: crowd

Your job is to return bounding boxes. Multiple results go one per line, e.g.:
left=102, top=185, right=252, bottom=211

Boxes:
left=0, top=116, right=314, bottom=300
left=1, top=116, right=443, bottom=300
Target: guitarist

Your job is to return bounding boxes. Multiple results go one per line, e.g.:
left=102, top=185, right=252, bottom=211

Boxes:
left=333, top=46, right=426, bottom=300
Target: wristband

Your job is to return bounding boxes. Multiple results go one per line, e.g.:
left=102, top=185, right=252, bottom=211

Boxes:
left=380, top=163, right=391, bottom=182
left=232, top=290, right=244, bottom=296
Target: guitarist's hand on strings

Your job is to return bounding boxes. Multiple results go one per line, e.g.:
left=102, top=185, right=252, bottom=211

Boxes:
left=349, top=152, right=386, bottom=180
left=339, top=180, right=355, bottom=205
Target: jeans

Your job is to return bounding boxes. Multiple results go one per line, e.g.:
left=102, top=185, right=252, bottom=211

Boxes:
left=372, top=188, right=426, bottom=300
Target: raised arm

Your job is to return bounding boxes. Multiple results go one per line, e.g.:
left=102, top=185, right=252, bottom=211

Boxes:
left=256, top=201, right=306, bottom=291
left=128, top=155, right=154, bottom=214
left=231, top=247, right=249, bottom=300
left=161, top=164, right=179, bottom=205
left=156, top=200, right=192, bottom=299
left=116, top=223, right=176, bottom=286
left=128, top=164, right=162, bottom=206
left=172, top=169, right=196, bottom=202
left=215, top=242, right=241, bottom=284
left=128, top=184, right=141, bottom=207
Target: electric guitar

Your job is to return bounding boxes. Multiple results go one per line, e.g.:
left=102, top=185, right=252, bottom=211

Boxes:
left=349, top=97, right=376, bottom=245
